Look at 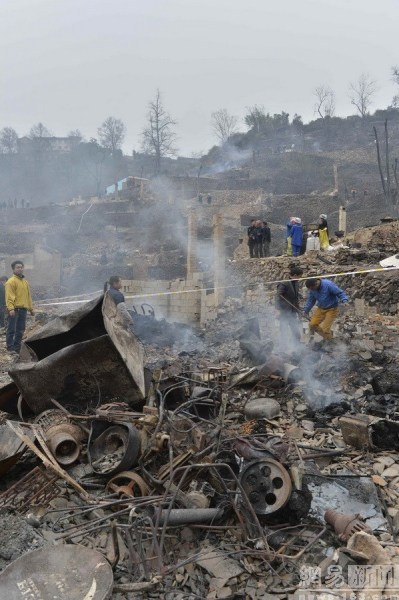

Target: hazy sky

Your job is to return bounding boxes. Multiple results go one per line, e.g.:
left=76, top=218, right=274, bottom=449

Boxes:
left=0, top=0, right=398, bottom=156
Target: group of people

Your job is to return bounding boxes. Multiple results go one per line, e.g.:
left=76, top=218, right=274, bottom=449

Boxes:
left=247, top=219, right=271, bottom=258
left=0, top=260, right=34, bottom=355
left=248, top=214, right=330, bottom=259
left=286, top=214, right=330, bottom=256
left=276, top=264, right=348, bottom=346
left=0, top=199, right=30, bottom=210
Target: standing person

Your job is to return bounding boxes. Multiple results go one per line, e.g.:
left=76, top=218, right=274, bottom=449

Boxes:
left=304, top=278, right=348, bottom=342
left=247, top=219, right=256, bottom=258
left=104, top=276, right=133, bottom=327
left=5, top=261, right=34, bottom=354
left=276, top=266, right=303, bottom=343
left=286, top=217, right=295, bottom=256
left=290, top=218, right=303, bottom=257
left=261, top=221, right=271, bottom=257
left=253, top=220, right=264, bottom=258
left=318, top=214, right=329, bottom=251
left=0, top=276, right=7, bottom=330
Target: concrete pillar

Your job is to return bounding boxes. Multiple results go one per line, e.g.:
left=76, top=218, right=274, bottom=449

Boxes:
left=339, top=206, right=347, bottom=235
left=186, top=211, right=198, bottom=278
left=213, top=213, right=225, bottom=306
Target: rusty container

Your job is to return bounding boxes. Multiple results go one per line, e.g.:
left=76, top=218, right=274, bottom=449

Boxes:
left=35, top=409, right=84, bottom=466
left=324, top=509, right=372, bottom=541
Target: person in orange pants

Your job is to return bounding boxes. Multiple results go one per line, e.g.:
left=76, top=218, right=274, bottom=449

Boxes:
left=304, top=278, right=348, bottom=341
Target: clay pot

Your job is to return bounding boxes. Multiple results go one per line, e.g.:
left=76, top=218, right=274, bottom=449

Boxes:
left=325, top=509, right=372, bottom=541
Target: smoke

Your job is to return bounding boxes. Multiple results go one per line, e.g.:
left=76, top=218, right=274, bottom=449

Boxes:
left=240, top=292, right=349, bottom=411
left=298, top=340, right=349, bottom=410
left=204, top=142, right=253, bottom=176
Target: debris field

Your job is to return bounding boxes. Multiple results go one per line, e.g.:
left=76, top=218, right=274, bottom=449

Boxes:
left=1, top=237, right=399, bottom=599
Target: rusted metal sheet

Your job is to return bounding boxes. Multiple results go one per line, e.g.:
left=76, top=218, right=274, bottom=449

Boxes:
left=10, top=335, right=144, bottom=414
left=8, top=294, right=145, bottom=414
left=24, top=295, right=106, bottom=359
left=0, top=544, right=113, bottom=599
left=102, top=293, right=145, bottom=399
left=0, top=466, right=60, bottom=511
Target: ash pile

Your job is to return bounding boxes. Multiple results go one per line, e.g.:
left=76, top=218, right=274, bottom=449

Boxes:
left=1, top=294, right=399, bottom=599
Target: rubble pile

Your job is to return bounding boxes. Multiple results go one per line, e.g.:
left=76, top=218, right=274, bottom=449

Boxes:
left=232, top=223, right=399, bottom=317
left=351, top=220, right=399, bottom=252
left=1, top=255, right=399, bottom=598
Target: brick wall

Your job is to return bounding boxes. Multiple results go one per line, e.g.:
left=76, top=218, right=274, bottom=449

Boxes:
left=121, top=273, right=204, bottom=324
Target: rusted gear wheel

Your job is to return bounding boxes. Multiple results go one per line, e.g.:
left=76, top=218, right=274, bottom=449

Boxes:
left=240, top=458, right=292, bottom=515
left=106, top=471, right=149, bottom=498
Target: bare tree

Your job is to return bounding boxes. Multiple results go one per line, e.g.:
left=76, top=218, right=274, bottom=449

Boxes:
left=142, top=89, right=177, bottom=173
left=67, top=129, right=84, bottom=140
left=29, top=122, right=52, bottom=138
left=313, top=85, right=335, bottom=119
left=0, top=127, right=18, bottom=153
left=391, top=66, right=399, bottom=107
left=373, top=119, right=398, bottom=214
left=27, top=123, right=53, bottom=157
left=349, top=73, right=376, bottom=117
left=97, top=117, right=126, bottom=153
left=211, top=108, right=238, bottom=144
left=81, top=138, right=109, bottom=197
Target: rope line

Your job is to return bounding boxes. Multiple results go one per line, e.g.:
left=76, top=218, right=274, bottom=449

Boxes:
left=36, top=265, right=399, bottom=307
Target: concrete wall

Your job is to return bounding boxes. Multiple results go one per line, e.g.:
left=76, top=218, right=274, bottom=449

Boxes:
left=31, top=245, right=62, bottom=287
left=0, top=245, right=62, bottom=287
left=122, top=273, right=204, bottom=324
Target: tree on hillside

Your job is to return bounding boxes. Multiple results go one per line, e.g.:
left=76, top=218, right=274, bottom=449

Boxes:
left=68, top=129, right=84, bottom=140
left=0, top=127, right=18, bottom=153
left=314, top=85, right=335, bottom=118
left=79, top=138, right=110, bottom=197
left=244, top=106, right=290, bottom=135
left=292, top=114, right=304, bottom=131
left=391, top=66, right=399, bottom=107
left=349, top=73, right=376, bottom=117
left=142, top=89, right=177, bottom=173
left=98, top=117, right=126, bottom=154
left=244, top=105, right=268, bottom=133
left=211, top=108, right=238, bottom=144
left=373, top=119, right=398, bottom=214
left=29, top=122, right=52, bottom=138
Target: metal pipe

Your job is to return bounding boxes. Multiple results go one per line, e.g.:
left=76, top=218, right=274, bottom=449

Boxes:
left=155, top=508, right=224, bottom=526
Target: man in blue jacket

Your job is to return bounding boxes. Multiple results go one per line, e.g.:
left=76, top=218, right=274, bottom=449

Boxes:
left=304, top=278, right=348, bottom=341
left=290, top=218, right=303, bottom=257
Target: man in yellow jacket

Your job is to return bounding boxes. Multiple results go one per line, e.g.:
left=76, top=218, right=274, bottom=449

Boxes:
left=5, top=260, right=34, bottom=354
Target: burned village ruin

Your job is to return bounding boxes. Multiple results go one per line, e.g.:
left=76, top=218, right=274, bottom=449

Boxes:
left=2, top=3, right=399, bottom=599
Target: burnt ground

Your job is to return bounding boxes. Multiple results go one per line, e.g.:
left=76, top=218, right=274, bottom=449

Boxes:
left=1, top=244, right=399, bottom=598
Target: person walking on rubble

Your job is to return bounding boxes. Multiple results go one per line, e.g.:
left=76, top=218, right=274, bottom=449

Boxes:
left=247, top=219, right=256, bottom=258
left=289, top=218, right=303, bottom=257
left=276, top=265, right=303, bottom=344
left=5, top=261, right=34, bottom=355
left=318, top=214, right=329, bottom=251
left=104, top=275, right=133, bottom=327
left=286, top=217, right=294, bottom=256
left=304, top=278, right=348, bottom=342
left=253, top=220, right=264, bottom=258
